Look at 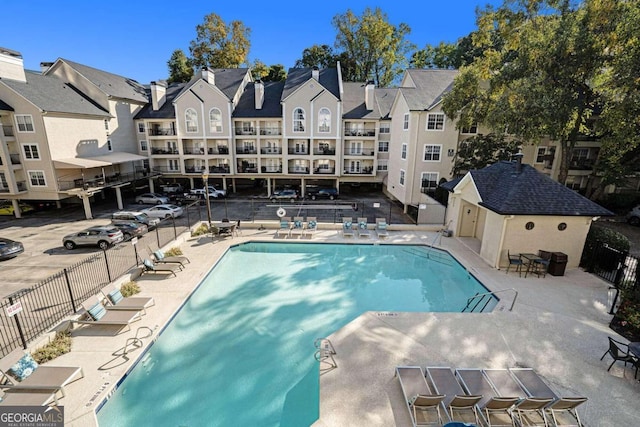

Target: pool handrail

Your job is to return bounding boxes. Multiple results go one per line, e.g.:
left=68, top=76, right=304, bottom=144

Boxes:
left=463, top=288, right=518, bottom=312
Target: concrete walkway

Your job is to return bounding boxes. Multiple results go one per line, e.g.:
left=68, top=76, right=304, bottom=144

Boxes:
left=29, top=225, right=638, bottom=426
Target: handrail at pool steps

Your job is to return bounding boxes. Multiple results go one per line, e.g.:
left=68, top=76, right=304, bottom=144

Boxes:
left=314, top=338, right=337, bottom=373
left=462, top=288, right=518, bottom=313
left=402, top=247, right=454, bottom=266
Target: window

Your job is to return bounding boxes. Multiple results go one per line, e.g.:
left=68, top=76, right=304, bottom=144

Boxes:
left=348, top=160, right=361, bottom=173
left=423, top=144, right=442, bottom=162
left=140, top=140, right=148, bottom=152
left=185, top=108, right=198, bottom=133
left=421, top=172, right=438, bottom=193
left=104, top=119, right=110, bottom=131
left=350, top=141, right=362, bottom=155
left=167, top=141, right=177, bottom=153
left=535, top=147, right=547, bottom=163
left=0, top=172, right=7, bottom=190
left=571, top=148, right=589, bottom=160
left=28, top=170, right=46, bottom=187
left=426, top=113, right=445, bottom=130
left=399, top=169, right=405, bottom=186
left=377, top=160, right=388, bottom=171
left=401, top=143, right=407, bottom=160
left=22, top=144, right=39, bottom=160
left=318, top=141, right=330, bottom=153
left=294, top=140, right=306, bottom=153
left=447, top=148, right=455, bottom=157
left=403, top=114, right=409, bottom=130
left=168, top=159, right=179, bottom=171
left=138, top=122, right=145, bottom=133
left=107, top=139, right=113, bottom=151
left=241, top=121, right=254, bottom=134
left=318, top=108, right=330, bottom=133
left=378, top=141, right=389, bottom=152
left=209, top=108, right=222, bottom=133
left=379, top=122, right=390, bottom=134
left=15, top=115, right=34, bottom=132
left=461, top=123, right=477, bottom=134
left=293, top=108, right=305, bottom=132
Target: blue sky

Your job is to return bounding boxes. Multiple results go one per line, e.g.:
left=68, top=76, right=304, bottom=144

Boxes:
left=3, top=0, right=500, bottom=84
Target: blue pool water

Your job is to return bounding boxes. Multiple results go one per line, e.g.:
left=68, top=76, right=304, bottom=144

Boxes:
left=97, top=243, right=495, bottom=426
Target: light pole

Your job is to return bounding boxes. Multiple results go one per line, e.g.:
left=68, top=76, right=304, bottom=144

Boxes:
left=222, top=175, right=228, bottom=219
left=202, top=171, right=212, bottom=232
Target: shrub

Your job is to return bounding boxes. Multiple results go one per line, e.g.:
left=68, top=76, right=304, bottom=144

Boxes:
left=191, top=223, right=210, bottom=237
left=164, top=247, right=183, bottom=256
left=120, top=281, right=140, bottom=297
left=580, top=225, right=630, bottom=267
left=32, top=331, right=72, bottom=364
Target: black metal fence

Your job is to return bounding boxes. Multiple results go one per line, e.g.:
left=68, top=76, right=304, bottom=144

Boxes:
left=581, top=242, right=640, bottom=313
left=0, top=209, right=195, bottom=357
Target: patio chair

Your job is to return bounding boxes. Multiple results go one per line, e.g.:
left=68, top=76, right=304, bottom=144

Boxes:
left=426, top=367, right=481, bottom=425
left=151, top=248, right=190, bottom=268
left=0, top=348, right=84, bottom=398
left=72, top=296, right=143, bottom=333
left=0, top=389, right=58, bottom=406
left=544, top=397, right=588, bottom=427
left=141, top=258, right=180, bottom=277
left=532, top=250, right=551, bottom=278
left=342, top=218, right=355, bottom=238
left=506, top=251, right=524, bottom=276
left=303, top=217, right=317, bottom=238
left=356, top=217, right=371, bottom=238
left=289, top=216, right=305, bottom=238
left=456, top=368, right=519, bottom=427
left=395, top=366, right=447, bottom=426
left=276, top=218, right=290, bottom=238
left=100, top=284, right=155, bottom=315
left=376, top=218, right=389, bottom=238
left=600, top=336, right=639, bottom=378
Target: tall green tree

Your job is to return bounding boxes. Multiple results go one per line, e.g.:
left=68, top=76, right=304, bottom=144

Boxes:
left=264, top=64, right=287, bottom=82
left=411, top=42, right=458, bottom=69
left=251, top=59, right=268, bottom=80
left=167, top=49, right=193, bottom=83
left=442, top=0, right=615, bottom=187
left=189, top=13, right=251, bottom=69
left=332, top=7, right=414, bottom=86
left=294, top=45, right=337, bottom=69
left=452, top=134, right=521, bottom=177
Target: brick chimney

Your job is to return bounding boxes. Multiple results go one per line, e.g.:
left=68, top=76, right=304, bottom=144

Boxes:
left=150, top=81, right=167, bottom=111
left=254, top=80, right=264, bottom=110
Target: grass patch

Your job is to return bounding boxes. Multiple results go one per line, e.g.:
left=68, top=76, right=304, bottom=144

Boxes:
left=164, top=247, right=183, bottom=256
left=120, top=281, right=140, bottom=297
left=191, top=223, right=210, bottom=237
left=32, top=331, right=72, bottom=364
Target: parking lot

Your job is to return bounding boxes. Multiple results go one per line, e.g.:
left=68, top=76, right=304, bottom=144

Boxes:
left=0, top=189, right=409, bottom=298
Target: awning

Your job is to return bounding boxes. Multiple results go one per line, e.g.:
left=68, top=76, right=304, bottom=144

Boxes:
left=53, top=152, right=147, bottom=169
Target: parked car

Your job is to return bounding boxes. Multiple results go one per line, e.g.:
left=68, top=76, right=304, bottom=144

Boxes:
left=111, top=211, right=161, bottom=228
left=159, top=183, right=184, bottom=194
left=135, top=192, right=170, bottom=205
left=111, top=221, right=148, bottom=240
left=62, top=226, right=124, bottom=250
left=0, top=238, right=24, bottom=260
left=0, top=201, right=34, bottom=215
left=190, top=186, right=226, bottom=199
left=306, top=188, right=339, bottom=200
left=169, top=193, right=204, bottom=206
left=270, top=189, right=299, bottom=202
left=627, top=205, right=640, bottom=226
left=142, top=204, right=184, bottom=219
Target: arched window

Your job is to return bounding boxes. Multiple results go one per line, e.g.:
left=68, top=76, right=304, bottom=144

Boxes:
left=318, top=108, right=330, bottom=132
left=185, top=108, right=198, bottom=133
left=209, top=108, right=222, bottom=133
left=293, top=108, right=305, bottom=132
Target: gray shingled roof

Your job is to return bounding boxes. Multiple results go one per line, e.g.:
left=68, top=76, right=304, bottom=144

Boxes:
left=233, top=81, right=284, bottom=118
left=375, top=88, right=397, bottom=119
left=400, top=69, right=458, bottom=111
left=341, top=82, right=381, bottom=120
left=443, top=161, right=613, bottom=216
left=58, top=59, right=148, bottom=103
left=0, top=99, right=13, bottom=111
left=282, top=67, right=341, bottom=101
left=134, top=83, right=186, bottom=119
left=0, top=71, right=109, bottom=116
left=174, top=68, right=250, bottom=102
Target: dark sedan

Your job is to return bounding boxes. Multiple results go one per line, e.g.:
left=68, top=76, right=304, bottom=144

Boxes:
left=0, top=238, right=24, bottom=260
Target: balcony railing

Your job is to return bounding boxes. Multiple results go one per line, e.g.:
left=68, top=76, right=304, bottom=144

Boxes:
left=260, top=148, right=282, bottom=154
left=183, top=148, right=206, bottom=155
left=344, top=128, right=376, bottom=137
left=569, top=158, right=595, bottom=170
left=151, top=148, right=179, bottom=155
left=313, top=149, right=336, bottom=155
left=261, top=166, right=282, bottom=173
left=2, top=125, right=14, bottom=137
left=288, top=149, right=309, bottom=155
left=148, top=128, right=176, bottom=136
left=209, top=165, right=231, bottom=174
left=235, top=128, right=256, bottom=135
left=343, top=167, right=374, bottom=175
left=9, top=154, right=21, bottom=165
left=313, top=167, right=336, bottom=174
left=259, top=128, right=282, bottom=135
left=289, top=167, right=310, bottom=174
left=344, top=150, right=375, bottom=156
left=236, top=148, right=258, bottom=155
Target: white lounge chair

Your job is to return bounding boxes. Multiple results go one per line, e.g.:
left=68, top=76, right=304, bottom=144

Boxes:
left=289, top=216, right=305, bottom=238
left=304, top=217, right=317, bottom=238
left=376, top=217, right=389, bottom=238
left=356, top=217, right=371, bottom=238
left=276, top=218, right=290, bottom=238
left=101, top=285, right=155, bottom=315
left=342, top=218, right=355, bottom=237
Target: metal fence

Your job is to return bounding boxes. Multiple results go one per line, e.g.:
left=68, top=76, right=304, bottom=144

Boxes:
left=581, top=242, right=640, bottom=313
left=0, top=211, right=194, bottom=357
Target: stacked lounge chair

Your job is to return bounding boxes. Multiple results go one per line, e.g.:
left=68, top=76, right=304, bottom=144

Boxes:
left=425, top=367, right=481, bottom=425
left=395, top=366, right=447, bottom=426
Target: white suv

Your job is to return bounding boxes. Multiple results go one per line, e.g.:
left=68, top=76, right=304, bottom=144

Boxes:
left=111, top=211, right=160, bottom=227
left=190, top=186, right=226, bottom=199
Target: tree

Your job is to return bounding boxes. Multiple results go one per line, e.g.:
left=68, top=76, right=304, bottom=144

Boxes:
left=332, top=7, right=414, bottom=86
left=452, top=134, right=521, bottom=177
left=189, top=13, right=251, bottom=69
left=294, top=45, right=337, bottom=69
left=264, top=64, right=287, bottom=82
left=251, top=59, right=268, bottom=81
left=167, top=49, right=193, bottom=83
left=442, top=0, right=614, bottom=188
left=410, top=42, right=458, bottom=69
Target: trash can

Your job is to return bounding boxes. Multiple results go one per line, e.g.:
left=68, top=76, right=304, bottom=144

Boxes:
left=548, top=252, right=568, bottom=276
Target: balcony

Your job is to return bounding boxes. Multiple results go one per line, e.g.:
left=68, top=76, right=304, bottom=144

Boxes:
left=343, top=128, right=376, bottom=137
left=151, top=148, right=179, bottom=155
left=236, top=148, right=258, bottom=155
left=569, top=159, right=595, bottom=170
left=260, top=147, right=282, bottom=154
left=313, top=148, right=336, bottom=155
left=313, top=167, right=336, bottom=174
left=343, top=166, right=374, bottom=175
left=344, top=150, right=375, bottom=156
left=2, top=125, right=14, bottom=137
left=261, top=166, right=283, bottom=174
left=183, top=148, right=206, bottom=155
left=148, top=128, right=176, bottom=136
left=259, top=127, right=282, bottom=136
left=209, top=164, right=231, bottom=174
left=289, top=167, right=310, bottom=174
left=288, top=149, right=309, bottom=155
left=235, top=127, right=256, bottom=136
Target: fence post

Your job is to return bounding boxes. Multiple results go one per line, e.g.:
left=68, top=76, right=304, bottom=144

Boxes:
left=62, top=268, right=77, bottom=313
left=103, top=249, right=112, bottom=282
left=8, top=296, right=27, bottom=350
left=172, top=216, right=177, bottom=240
left=155, top=225, right=160, bottom=248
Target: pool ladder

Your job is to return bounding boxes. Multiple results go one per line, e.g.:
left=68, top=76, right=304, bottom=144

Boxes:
left=462, top=288, right=518, bottom=313
left=314, top=338, right=337, bottom=373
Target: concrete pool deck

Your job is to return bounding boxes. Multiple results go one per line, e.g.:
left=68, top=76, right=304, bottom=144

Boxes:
left=45, top=226, right=638, bottom=426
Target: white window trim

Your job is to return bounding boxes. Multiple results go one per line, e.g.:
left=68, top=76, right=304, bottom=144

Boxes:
left=28, top=170, right=46, bottom=187
left=318, top=108, right=331, bottom=133
left=535, top=147, right=546, bottom=163
left=185, top=108, right=198, bottom=133
left=461, top=123, right=478, bottom=134
left=426, top=113, right=445, bottom=131
left=403, top=113, right=409, bottom=130
left=293, top=108, right=306, bottom=132
left=399, top=169, right=406, bottom=186
left=15, top=114, right=35, bottom=133
left=209, top=108, right=223, bottom=133
left=22, top=143, right=40, bottom=160
left=401, top=143, right=407, bottom=160
left=421, top=171, right=439, bottom=190
left=107, top=139, right=113, bottom=152
left=137, top=122, right=146, bottom=133
left=140, top=140, right=148, bottom=152
left=377, top=160, right=388, bottom=171
left=378, top=141, right=389, bottom=152
left=423, top=144, right=442, bottom=162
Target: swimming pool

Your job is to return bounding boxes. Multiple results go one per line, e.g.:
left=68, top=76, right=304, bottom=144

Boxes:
left=96, top=242, right=496, bottom=426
